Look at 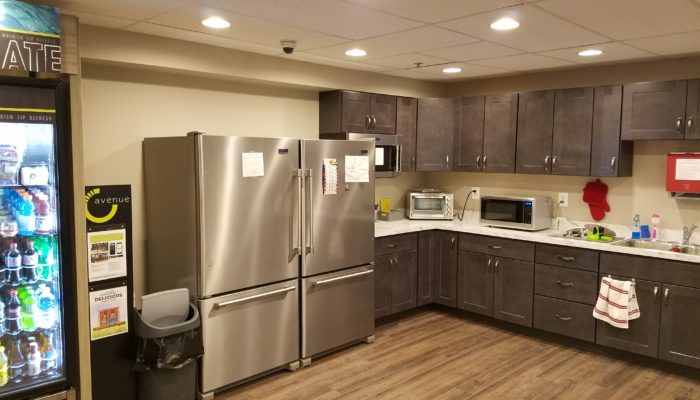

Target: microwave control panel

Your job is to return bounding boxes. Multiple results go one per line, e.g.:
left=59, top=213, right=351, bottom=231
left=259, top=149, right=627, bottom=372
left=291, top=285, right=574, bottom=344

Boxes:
left=523, top=201, right=533, bottom=224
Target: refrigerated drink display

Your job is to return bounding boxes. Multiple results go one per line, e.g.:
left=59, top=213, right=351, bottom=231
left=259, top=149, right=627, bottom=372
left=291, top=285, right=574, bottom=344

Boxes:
left=0, top=120, right=66, bottom=395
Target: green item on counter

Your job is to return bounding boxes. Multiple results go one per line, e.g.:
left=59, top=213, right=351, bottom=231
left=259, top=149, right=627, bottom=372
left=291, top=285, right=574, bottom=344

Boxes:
left=600, top=235, right=614, bottom=242
left=587, top=232, right=600, bottom=241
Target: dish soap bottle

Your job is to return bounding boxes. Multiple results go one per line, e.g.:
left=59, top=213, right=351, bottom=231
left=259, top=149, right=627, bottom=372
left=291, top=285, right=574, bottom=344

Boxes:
left=631, top=214, right=641, bottom=240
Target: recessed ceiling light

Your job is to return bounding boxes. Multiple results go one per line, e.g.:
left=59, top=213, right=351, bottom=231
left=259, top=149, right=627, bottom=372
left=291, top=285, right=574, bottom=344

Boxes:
left=577, top=49, right=603, bottom=57
left=490, top=17, right=519, bottom=31
left=202, top=17, right=230, bottom=29
left=442, top=67, right=462, bottom=74
left=345, top=48, right=367, bottom=57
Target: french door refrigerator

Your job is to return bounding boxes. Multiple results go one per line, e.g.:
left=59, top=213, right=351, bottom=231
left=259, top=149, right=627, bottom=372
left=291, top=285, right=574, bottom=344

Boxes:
left=0, top=77, right=78, bottom=400
left=143, top=133, right=375, bottom=398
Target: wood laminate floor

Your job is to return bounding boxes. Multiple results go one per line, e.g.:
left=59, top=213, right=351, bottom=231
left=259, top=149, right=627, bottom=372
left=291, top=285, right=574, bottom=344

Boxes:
left=217, top=309, right=700, bottom=400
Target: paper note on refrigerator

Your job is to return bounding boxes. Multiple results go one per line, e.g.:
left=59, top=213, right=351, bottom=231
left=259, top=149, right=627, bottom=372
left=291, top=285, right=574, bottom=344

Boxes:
left=345, top=155, right=369, bottom=183
left=323, top=158, right=338, bottom=195
left=242, top=152, right=264, bottom=177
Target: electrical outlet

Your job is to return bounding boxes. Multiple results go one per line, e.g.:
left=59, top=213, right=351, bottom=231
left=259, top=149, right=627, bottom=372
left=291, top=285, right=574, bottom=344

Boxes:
left=558, top=192, right=568, bottom=207
left=471, top=187, right=480, bottom=200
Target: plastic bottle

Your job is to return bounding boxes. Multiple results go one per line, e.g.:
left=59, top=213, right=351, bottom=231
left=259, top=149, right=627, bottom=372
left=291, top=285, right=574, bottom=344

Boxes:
left=0, top=301, right=5, bottom=336
left=22, top=241, right=38, bottom=284
left=5, top=243, right=22, bottom=286
left=6, top=288, right=22, bottom=335
left=0, top=345, right=8, bottom=386
left=7, top=336, right=25, bottom=383
left=17, top=194, right=35, bottom=235
left=25, top=341, right=41, bottom=378
left=20, top=289, right=38, bottom=333
left=35, top=193, right=52, bottom=235
left=40, top=331, right=58, bottom=377
left=631, top=214, right=641, bottom=240
left=36, top=284, right=56, bottom=329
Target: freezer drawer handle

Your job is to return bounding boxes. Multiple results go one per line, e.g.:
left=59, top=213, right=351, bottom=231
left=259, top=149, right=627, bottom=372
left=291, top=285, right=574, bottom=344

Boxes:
left=214, top=286, right=296, bottom=308
left=312, top=270, right=374, bottom=286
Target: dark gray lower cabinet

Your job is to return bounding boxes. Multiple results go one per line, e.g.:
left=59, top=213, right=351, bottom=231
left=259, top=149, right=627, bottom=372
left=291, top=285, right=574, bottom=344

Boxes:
left=457, top=251, right=493, bottom=316
left=534, top=295, right=596, bottom=342
left=392, top=250, right=418, bottom=313
left=417, top=231, right=436, bottom=306
left=374, top=254, right=392, bottom=319
left=658, top=284, right=700, bottom=369
left=434, top=231, right=458, bottom=307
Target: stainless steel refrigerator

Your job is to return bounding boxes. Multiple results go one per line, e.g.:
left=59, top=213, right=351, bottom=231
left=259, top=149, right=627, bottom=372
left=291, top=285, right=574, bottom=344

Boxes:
left=143, top=133, right=375, bottom=398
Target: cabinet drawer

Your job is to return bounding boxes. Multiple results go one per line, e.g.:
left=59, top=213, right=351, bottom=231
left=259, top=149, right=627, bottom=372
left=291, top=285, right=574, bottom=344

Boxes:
left=459, top=234, right=534, bottom=262
left=536, top=244, right=599, bottom=272
left=375, top=233, right=417, bottom=256
left=535, top=264, right=598, bottom=305
left=600, top=253, right=700, bottom=288
left=534, top=295, right=595, bottom=342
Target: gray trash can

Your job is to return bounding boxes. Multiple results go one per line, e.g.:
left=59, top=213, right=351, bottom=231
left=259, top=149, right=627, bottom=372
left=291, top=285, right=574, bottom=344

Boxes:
left=134, top=300, right=203, bottom=400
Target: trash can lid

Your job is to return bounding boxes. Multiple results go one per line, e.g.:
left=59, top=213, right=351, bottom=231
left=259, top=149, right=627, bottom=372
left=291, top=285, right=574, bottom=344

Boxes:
left=141, top=288, right=190, bottom=325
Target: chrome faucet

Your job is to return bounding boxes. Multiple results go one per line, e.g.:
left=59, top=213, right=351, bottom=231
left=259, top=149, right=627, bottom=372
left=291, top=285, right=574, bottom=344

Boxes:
left=683, top=224, right=698, bottom=245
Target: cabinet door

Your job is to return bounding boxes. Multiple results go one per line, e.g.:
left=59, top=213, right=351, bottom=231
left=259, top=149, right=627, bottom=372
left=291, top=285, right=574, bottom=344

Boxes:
left=374, top=254, right=393, bottom=318
left=417, top=98, right=455, bottom=171
left=371, top=94, right=397, bottom=134
left=552, top=87, right=593, bottom=176
left=596, top=277, right=661, bottom=358
left=417, top=231, right=435, bottom=306
left=493, top=258, right=534, bottom=327
left=591, top=85, right=632, bottom=177
left=397, top=97, right=418, bottom=172
left=457, top=251, right=493, bottom=316
left=434, top=231, right=458, bottom=307
left=516, top=90, right=554, bottom=174
left=686, top=79, right=700, bottom=139
left=453, top=96, right=485, bottom=172
left=659, top=284, right=700, bottom=368
left=341, top=91, right=371, bottom=133
left=392, top=250, right=418, bottom=313
left=483, top=93, right=518, bottom=173
left=621, top=80, right=687, bottom=140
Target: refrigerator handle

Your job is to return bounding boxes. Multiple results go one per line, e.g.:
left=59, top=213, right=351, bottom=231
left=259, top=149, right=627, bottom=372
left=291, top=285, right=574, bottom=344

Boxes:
left=396, top=144, right=402, bottom=173
left=293, top=169, right=303, bottom=256
left=306, top=169, right=315, bottom=254
left=214, top=286, right=296, bottom=308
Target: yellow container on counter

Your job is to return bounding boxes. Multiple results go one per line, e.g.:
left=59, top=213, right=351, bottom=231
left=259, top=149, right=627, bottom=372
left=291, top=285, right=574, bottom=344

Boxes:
left=379, top=198, right=391, bottom=214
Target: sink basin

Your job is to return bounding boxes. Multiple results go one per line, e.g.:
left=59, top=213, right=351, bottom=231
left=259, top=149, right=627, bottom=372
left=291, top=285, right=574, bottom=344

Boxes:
left=612, top=240, right=700, bottom=255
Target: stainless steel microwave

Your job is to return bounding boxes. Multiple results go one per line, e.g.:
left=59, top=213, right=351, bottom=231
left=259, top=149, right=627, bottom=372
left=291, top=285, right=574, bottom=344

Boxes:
left=407, top=189, right=453, bottom=220
left=480, top=196, right=552, bottom=231
left=320, top=132, right=400, bottom=177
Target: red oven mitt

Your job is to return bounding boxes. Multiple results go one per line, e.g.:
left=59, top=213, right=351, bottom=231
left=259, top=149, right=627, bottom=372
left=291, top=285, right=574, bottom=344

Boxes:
left=582, top=179, right=610, bottom=221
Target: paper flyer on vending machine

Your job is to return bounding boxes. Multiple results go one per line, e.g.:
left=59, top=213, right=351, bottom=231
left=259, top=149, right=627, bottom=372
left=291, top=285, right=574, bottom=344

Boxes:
left=89, top=285, right=128, bottom=340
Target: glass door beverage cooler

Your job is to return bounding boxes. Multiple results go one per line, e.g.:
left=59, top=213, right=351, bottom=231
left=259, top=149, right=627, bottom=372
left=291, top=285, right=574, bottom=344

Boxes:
left=0, top=76, right=78, bottom=399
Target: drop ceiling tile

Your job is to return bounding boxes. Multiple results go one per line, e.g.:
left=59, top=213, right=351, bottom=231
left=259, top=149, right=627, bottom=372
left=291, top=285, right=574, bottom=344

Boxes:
left=471, top=53, right=574, bottom=71
left=307, top=26, right=479, bottom=60
left=423, top=41, right=523, bottom=61
left=344, top=0, right=521, bottom=23
left=624, top=31, right=700, bottom=56
left=417, top=63, right=511, bottom=78
left=438, top=5, right=608, bottom=52
left=59, top=9, right=136, bottom=29
left=367, top=53, right=453, bottom=69
left=540, top=42, right=658, bottom=64
left=198, top=0, right=422, bottom=40
left=146, top=5, right=348, bottom=50
left=536, top=0, right=700, bottom=40
left=40, top=0, right=193, bottom=21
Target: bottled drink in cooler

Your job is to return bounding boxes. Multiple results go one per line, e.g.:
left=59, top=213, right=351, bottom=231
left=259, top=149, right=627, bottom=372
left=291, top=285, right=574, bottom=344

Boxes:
left=20, top=289, right=38, bottom=333
left=25, top=341, right=41, bottom=378
left=0, top=345, right=7, bottom=387
left=22, top=241, right=38, bottom=284
left=7, top=336, right=25, bottom=384
left=34, top=193, right=52, bottom=235
left=40, top=331, right=57, bottom=377
left=5, top=243, right=22, bottom=286
left=6, top=288, right=21, bottom=335
left=0, top=301, right=5, bottom=335
left=36, top=284, right=56, bottom=329
left=17, top=194, right=35, bottom=236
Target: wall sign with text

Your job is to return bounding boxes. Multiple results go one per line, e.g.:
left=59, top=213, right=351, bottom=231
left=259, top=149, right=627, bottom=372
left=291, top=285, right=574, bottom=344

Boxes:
left=0, top=0, right=61, bottom=73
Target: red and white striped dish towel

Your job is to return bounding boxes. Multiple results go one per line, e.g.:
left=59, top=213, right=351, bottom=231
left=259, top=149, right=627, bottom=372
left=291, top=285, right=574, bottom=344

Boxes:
left=593, top=277, right=640, bottom=329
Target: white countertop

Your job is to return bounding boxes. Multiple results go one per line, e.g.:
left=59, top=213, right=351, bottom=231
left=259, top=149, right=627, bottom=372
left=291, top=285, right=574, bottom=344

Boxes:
left=375, top=219, right=700, bottom=264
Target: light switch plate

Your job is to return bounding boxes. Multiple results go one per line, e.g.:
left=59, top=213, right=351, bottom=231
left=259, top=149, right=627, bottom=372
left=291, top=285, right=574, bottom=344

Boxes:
left=558, top=192, right=568, bottom=207
left=471, top=187, right=480, bottom=200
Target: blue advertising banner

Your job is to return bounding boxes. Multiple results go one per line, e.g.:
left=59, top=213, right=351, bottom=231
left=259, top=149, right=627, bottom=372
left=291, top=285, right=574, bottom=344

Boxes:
left=0, top=0, right=61, bottom=72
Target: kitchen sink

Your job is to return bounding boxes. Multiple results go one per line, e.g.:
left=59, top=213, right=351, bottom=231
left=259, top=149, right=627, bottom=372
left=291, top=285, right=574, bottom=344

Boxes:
left=611, top=239, right=700, bottom=255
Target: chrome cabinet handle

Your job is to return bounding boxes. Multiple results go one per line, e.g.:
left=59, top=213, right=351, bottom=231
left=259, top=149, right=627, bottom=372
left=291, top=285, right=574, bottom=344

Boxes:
left=610, top=156, right=616, bottom=170
left=371, top=115, right=377, bottom=129
left=552, top=155, right=558, bottom=170
left=483, top=155, right=487, bottom=169
left=487, top=245, right=502, bottom=250
left=216, top=286, right=295, bottom=308
left=393, top=256, right=398, bottom=268
left=451, top=236, right=456, bottom=246
left=494, top=259, right=500, bottom=275
left=306, top=169, right=315, bottom=254
left=653, top=286, right=659, bottom=304
left=544, top=155, right=550, bottom=172
left=487, top=258, right=493, bottom=274
left=313, top=270, right=374, bottom=286
left=476, top=155, right=481, bottom=169
left=689, top=117, right=695, bottom=133
left=387, top=244, right=397, bottom=249
left=555, top=314, right=572, bottom=321
left=411, top=156, right=416, bottom=169
left=676, top=117, right=683, bottom=134
left=388, top=256, right=396, bottom=270
left=664, top=288, right=670, bottom=305
left=556, top=281, right=574, bottom=288
left=445, top=154, right=450, bottom=169
left=557, top=255, right=575, bottom=262
left=365, top=115, right=371, bottom=129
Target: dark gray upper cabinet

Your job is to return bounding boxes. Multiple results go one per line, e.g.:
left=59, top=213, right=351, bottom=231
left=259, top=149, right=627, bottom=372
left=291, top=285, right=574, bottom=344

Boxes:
left=552, top=87, right=594, bottom=176
left=397, top=97, right=418, bottom=172
left=417, top=231, right=435, bottom=306
left=686, top=79, right=700, bottom=139
left=453, top=96, right=485, bottom=172
left=596, top=277, right=661, bottom=358
left=658, top=284, right=700, bottom=369
left=591, top=85, right=633, bottom=177
left=319, top=90, right=396, bottom=134
left=516, top=90, right=554, bottom=174
left=433, top=231, right=458, bottom=307
left=621, top=80, right=688, bottom=140
left=416, top=98, right=455, bottom=171
left=392, top=250, right=418, bottom=313
left=483, top=93, right=518, bottom=173
left=493, top=258, right=534, bottom=327
left=374, top=254, right=392, bottom=319
left=457, top=251, right=493, bottom=316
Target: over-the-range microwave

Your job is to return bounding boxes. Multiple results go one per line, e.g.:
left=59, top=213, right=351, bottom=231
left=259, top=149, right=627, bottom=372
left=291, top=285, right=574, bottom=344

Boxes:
left=480, top=195, right=552, bottom=231
left=320, top=132, right=400, bottom=177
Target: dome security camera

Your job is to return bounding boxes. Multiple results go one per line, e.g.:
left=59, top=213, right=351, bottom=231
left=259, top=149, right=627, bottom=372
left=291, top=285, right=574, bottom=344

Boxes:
left=281, top=40, right=297, bottom=55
